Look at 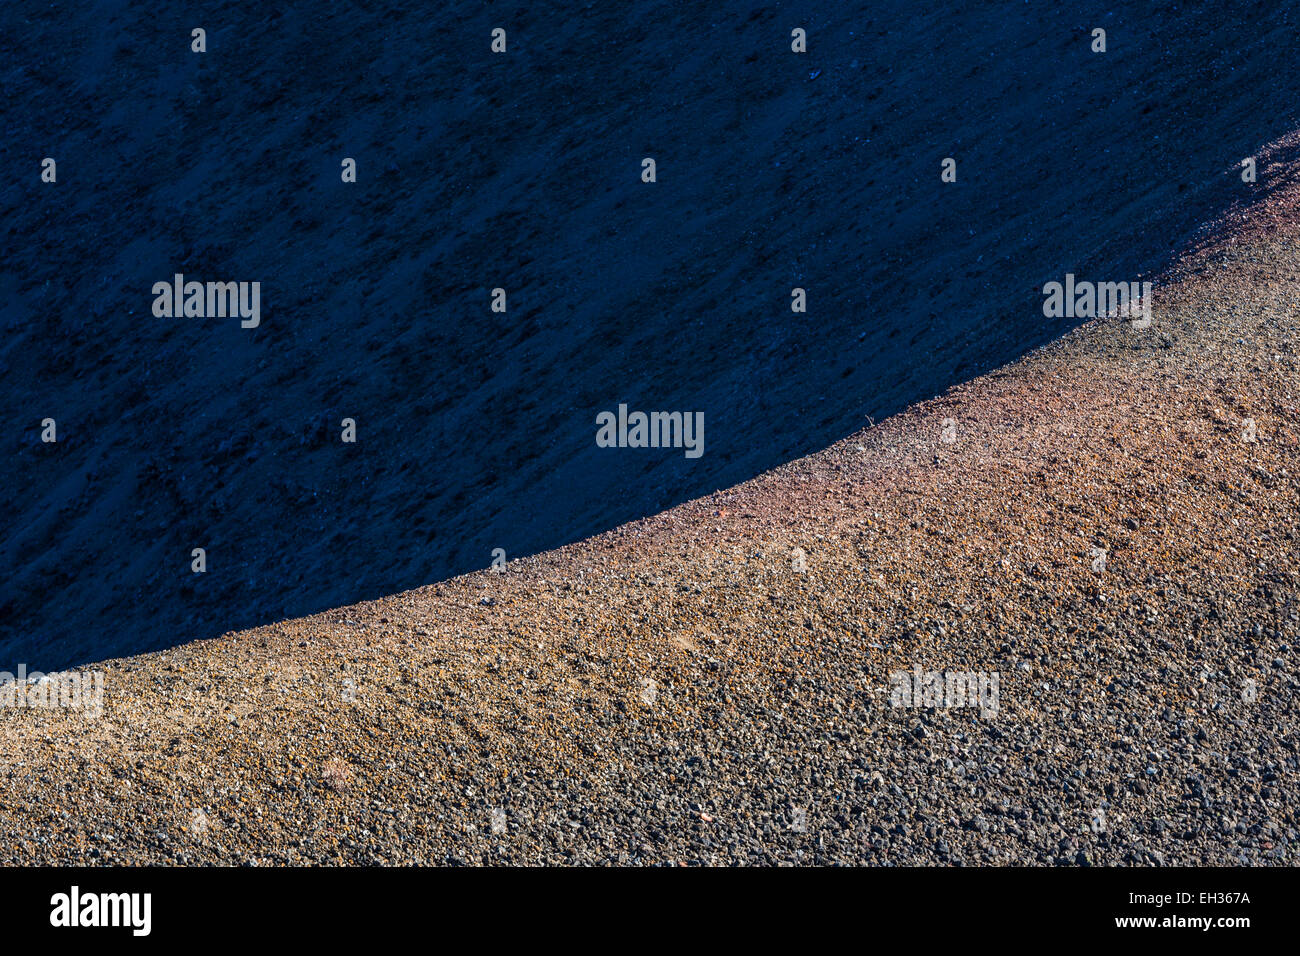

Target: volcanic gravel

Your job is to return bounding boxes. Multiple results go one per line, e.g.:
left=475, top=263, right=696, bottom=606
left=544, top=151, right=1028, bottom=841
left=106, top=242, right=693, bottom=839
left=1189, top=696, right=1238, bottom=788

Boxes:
left=2, top=156, right=1299, bottom=866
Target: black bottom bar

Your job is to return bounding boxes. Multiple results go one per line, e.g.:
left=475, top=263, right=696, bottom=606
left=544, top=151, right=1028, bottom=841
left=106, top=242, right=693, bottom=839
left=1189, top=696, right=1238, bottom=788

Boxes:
left=0, top=866, right=1274, bottom=941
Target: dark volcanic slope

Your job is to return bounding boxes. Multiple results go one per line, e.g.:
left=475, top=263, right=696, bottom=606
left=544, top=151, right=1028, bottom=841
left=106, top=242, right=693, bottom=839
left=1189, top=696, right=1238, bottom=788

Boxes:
left=1, top=143, right=1297, bottom=865
left=4, top=1, right=1300, bottom=667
